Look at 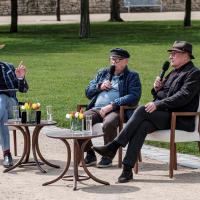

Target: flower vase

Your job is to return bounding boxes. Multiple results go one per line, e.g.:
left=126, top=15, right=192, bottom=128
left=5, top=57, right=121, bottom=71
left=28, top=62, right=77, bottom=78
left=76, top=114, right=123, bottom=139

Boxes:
left=70, top=118, right=84, bottom=134
left=26, top=109, right=36, bottom=124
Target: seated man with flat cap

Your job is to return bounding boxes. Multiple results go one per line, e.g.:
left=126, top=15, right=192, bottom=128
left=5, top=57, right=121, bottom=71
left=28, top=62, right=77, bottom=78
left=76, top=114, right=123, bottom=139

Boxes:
left=78, top=47, right=141, bottom=168
left=92, top=41, right=200, bottom=182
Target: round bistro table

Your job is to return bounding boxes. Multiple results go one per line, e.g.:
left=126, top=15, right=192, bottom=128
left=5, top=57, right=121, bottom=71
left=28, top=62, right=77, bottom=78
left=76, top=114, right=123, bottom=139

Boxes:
left=4, top=120, right=60, bottom=173
left=42, top=129, right=110, bottom=191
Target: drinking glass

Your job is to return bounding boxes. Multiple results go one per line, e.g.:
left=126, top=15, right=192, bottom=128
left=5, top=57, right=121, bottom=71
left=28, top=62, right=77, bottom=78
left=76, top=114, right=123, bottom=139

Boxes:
left=46, top=106, right=53, bottom=123
left=13, top=106, right=19, bottom=123
left=86, top=115, right=92, bottom=134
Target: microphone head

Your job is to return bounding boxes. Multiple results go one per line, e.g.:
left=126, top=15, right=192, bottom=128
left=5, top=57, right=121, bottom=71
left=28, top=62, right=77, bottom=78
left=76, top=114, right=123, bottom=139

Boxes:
left=109, top=65, right=115, bottom=75
left=162, top=61, right=170, bottom=71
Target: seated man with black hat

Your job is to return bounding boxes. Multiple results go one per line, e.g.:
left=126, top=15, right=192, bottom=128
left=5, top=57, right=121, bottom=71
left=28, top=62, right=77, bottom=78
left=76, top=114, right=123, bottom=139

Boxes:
left=78, top=47, right=141, bottom=168
left=92, top=41, right=200, bottom=182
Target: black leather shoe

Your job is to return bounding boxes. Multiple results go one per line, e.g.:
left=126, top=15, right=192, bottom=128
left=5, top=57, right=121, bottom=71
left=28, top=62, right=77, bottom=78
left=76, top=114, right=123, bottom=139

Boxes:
left=92, top=143, right=118, bottom=160
left=3, top=152, right=13, bottom=168
left=118, top=169, right=133, bottom=183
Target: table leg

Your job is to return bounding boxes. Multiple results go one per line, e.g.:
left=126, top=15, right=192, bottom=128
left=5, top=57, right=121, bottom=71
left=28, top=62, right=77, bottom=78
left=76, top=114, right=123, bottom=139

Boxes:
left=81, top=138, right=110, bottom=186
left=61, top=139, right=89, bottom=190
left=32, top=126, right=47, bottom=173
left=42, top=139, right=71, bottom=186
left=24, top=127, right=31, bottom=163
left=3, top=126, right=27, bottom=173
left=35, top=127, right=60, bottom=169
left=73, top=139, right=79, bottom=190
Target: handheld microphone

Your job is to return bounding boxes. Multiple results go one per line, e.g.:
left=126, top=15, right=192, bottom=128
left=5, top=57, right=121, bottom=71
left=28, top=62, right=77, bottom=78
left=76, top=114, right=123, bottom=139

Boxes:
left=160, top=61, right=170, bottom=81
left=107, top=65, right=115, bottom=92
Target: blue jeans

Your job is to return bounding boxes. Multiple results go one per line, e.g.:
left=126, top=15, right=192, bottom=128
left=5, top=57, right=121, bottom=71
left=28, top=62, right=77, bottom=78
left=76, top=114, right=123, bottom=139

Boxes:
left=0, top=94, right=18, bottom=152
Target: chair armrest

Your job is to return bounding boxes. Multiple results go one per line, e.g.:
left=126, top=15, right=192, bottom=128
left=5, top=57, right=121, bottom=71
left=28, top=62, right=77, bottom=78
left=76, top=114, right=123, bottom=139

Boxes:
left=77, top=104, right=88, bottom=112
left=119, top=104, right=139, bottom=132
left=19, top=101, right=28, bottom=105
left=122, top=105, right=139, bottom=110
left=170, top=111, right=200, bottom=145
left=173, top=112, right=200, bottom=116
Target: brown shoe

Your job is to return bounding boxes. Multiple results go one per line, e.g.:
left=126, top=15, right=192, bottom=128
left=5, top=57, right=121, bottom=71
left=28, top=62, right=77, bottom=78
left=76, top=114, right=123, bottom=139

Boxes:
left=92, top=143, right=117, bottom=160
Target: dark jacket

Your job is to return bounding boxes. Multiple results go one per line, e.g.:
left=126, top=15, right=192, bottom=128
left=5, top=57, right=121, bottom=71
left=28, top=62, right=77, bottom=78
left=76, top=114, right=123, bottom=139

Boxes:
left=0, top=61, right=29, bottom=103
left=152, top=61, right=200, bottom=132
left=85, top=66, right=142, bottom=120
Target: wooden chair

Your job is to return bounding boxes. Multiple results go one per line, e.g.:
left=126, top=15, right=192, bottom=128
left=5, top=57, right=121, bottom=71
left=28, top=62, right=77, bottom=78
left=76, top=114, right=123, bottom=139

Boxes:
left=77, top=104, right=140, bottom=170
left=135, top=95, right=200, bottom=178
left=8, top=101, right=28, bottom=156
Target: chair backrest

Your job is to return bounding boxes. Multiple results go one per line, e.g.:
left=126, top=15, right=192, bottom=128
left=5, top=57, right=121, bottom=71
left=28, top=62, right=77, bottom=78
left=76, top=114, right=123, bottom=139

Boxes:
left=195, top=94, right=200, bottom=132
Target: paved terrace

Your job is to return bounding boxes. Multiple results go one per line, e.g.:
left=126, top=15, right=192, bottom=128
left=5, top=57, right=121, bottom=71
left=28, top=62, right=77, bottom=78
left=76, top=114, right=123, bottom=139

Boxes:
left=1, top=11, right=200, bottom=25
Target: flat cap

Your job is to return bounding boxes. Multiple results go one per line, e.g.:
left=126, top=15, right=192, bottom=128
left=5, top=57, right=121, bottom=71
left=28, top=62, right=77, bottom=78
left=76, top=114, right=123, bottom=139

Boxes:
left=110, top=48, right=130, bottom=58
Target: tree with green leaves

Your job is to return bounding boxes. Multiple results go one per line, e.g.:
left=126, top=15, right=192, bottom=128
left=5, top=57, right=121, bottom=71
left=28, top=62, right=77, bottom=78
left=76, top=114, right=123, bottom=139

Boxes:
left=79, top=0, right=90, bottom=38
left=108, top=0, right=123, bottom=22
left=183, top=0, right=191, bottom=26
left=10, top=0, right=18, bottom=33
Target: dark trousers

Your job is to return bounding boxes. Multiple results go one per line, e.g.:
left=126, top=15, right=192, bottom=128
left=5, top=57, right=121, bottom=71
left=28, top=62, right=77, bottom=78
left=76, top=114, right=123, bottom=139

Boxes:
left=78, top=109, right=120, bottom=152
left=115, top=105, right=172, bottom=168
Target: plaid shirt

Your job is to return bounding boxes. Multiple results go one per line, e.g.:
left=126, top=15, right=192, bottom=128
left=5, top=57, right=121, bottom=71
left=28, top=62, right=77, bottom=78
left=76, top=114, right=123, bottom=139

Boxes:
left=0, top=61, right=29, bottom=102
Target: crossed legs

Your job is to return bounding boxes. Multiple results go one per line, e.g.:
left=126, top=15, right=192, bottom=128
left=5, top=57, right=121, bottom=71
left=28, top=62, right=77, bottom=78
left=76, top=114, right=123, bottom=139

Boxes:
left=92, top=105, right=171, bottom=182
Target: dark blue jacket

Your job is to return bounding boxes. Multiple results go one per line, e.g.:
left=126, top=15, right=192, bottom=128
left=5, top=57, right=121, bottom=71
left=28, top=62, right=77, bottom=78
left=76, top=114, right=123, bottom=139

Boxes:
left=0, top=61, right=29, bottom=103
left=85, top=66, right=141, bottom=120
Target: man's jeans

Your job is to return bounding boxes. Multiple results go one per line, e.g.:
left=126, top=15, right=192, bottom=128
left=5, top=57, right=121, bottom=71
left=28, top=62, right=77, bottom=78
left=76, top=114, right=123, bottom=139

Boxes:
left=0, top=94, right=18, bottom=152
left=115, top=105, right=172, bottom=168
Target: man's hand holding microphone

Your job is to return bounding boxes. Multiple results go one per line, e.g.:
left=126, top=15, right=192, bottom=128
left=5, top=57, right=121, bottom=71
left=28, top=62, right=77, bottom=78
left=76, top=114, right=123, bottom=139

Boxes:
left=100, top=80, right=112, bottom=91
left=145, top=61, right=170, bottom=113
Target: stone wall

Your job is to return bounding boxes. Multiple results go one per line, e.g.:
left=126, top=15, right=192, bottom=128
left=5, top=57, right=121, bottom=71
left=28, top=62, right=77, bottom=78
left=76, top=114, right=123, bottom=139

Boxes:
left=0, top=0, right=200, bottom=15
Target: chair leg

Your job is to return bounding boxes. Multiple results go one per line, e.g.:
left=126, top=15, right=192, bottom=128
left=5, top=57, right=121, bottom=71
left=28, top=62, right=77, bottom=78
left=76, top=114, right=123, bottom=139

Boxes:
left=139, top=151, right=142, bottom=162
left=118, top=146, right=122, bottom=168
left=174, top=143, right=177, bottom=170
left=134, top=156, right=139, bottom=174
left=169, top=142, right=175, bottom=178
left=13, top=130, right=17, bottom=156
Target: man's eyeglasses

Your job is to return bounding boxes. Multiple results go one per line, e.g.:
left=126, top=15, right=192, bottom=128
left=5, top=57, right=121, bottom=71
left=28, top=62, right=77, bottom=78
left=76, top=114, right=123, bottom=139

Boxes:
left=109, top=57, right=125, bottom=63
left=169, top=52, right=184, bottom=58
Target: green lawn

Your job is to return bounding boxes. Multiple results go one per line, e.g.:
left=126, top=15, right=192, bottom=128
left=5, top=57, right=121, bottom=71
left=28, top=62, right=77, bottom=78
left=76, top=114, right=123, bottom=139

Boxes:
left=0, top=20, right=200, bottom=156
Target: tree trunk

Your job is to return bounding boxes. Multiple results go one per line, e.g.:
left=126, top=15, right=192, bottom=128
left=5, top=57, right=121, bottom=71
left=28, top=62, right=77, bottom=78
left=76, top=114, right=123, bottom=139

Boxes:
left=183, top=0, right=191, bottom=26
left=79, top=0, right=90, bottom=39
left=108, top=0, right=123, bottom=22
left=10, top=0, right=18, bottom=33
left=56, top=0, right=61, bottom=21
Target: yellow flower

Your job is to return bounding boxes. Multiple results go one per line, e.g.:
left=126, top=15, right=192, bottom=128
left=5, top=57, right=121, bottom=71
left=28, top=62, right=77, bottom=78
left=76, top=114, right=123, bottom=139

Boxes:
left=32, top=104, right=37, bottom=109
left=79, top=113, right=83, bottom=119
left=25, top=103, right=29, bottom=109
left=70, top=114, right=72, bottom=119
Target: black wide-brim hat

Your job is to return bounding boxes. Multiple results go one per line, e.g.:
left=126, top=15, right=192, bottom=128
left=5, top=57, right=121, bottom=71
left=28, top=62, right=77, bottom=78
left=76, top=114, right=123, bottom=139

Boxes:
left=0, top=44, right=5, bottom=49
left=110, top=48, right=130, bottom=58
left=167, top=41, right=195, bottom=59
